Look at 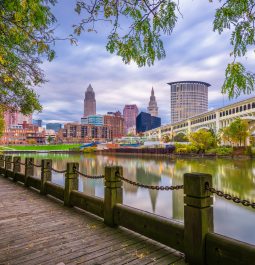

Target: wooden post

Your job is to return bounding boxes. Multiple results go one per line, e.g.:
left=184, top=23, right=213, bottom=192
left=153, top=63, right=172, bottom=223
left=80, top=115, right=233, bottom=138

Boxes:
left=104, top=166, right=123, bottom=227
left=4, top=156, right=12, bottom=177
left=13, top=156, right=21, bottom=182
left=24, top=157, right=34, bottom=187
left=0, top=155, right=5, bottom=168
left=184, top=173, right=213, bottom=265
left=64, top=162, right=79, bottom=206
left=40, top=159, right=52, bottom=195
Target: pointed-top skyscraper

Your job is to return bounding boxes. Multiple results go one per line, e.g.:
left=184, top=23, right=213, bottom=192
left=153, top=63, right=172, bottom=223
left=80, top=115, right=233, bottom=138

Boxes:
left=147, top=87, right=158, bottom=117
left=84, top=84, right=96, bottom=117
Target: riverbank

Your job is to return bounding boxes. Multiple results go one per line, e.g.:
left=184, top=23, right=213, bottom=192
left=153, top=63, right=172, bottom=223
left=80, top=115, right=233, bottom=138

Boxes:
left=0, top=144, right=81, bottom=151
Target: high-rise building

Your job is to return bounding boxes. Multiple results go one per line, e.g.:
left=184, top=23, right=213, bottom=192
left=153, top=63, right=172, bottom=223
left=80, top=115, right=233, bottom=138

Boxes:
left=136, top=112, right=161, bottom=133
left=46, top=123, right=62, bottom=132
left=32, top=119, right=42, bottom=127
left=4, top=110, right=32, bottom=129
left=84, top=84, right=96, bottom=117
left=81, top=115, right=104, bottom=126
left=123, top=104, right=139, bottom=134
left=168, top=81, right=210, bottom=123
left=104, top=111, right=124, bottom=139
left=147, top=87, right=158, bottom=117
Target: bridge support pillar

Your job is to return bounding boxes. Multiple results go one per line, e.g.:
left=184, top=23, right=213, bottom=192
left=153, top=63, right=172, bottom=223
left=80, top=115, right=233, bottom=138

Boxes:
left=40, top=159, right=52, bottom=195
left=104, top=166, right=123, bottom=227
left=64, top=162, right=79, bottom=206
left=184, top=173, right=213, bottom=265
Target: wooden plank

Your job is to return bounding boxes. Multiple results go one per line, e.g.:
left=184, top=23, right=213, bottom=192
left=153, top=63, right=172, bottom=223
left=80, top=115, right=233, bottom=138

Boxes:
left=114, top=203, right=185, bottom=252
left=45, top=181, right=64, bottom=200
left=70, top=190, right=104, bottom=218
left=206, top=232, right=255, bottom=265
left=0, top=176, right=185, bottom=265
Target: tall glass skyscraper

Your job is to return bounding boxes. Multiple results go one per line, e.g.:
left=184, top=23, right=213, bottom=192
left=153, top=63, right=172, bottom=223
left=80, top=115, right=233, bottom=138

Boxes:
left=168, top=81, right=210, bottom=123
left=84, top=84, right=96, bottom=117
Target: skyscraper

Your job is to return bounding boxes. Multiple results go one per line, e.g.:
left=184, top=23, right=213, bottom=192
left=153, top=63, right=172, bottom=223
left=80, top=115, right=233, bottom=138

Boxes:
left=123, top=104, right=139, bottom=134
left=168, top=81, right=210, bottom=123
left=84, top=84, right=96, bottom=117
left=147, top=87, right=158, bottom=117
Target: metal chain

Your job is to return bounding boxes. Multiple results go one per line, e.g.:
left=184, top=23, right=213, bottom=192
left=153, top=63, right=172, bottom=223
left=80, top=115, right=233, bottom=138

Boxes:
left=74, top=169, right=104, bottom=179
left=29, top=161, right=42, bottom=168
left=205, top=184, right=255, bottom=209
left=19, top=161, right=26, bottom=166
left=49, top=167, right=67, bottom=174
left=116, top=173, right=184, bottom=191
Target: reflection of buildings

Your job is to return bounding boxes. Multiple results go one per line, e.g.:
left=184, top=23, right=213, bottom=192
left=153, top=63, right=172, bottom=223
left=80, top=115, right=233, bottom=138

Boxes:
left=172, top=177, right=184, bottom=221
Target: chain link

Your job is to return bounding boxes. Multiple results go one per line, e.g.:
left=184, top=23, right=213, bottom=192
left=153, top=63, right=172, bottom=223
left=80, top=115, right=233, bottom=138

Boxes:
left=116, top=173, right=183, bottom=191
left=74, top=169, right=104, bottom=179
left=28, top=161, right=42, bottom=168
left=19, top=161, right=26, bottom=166
left=205, top=184, right=255, bottom=209
left=49, top=167, right=67, bottom=174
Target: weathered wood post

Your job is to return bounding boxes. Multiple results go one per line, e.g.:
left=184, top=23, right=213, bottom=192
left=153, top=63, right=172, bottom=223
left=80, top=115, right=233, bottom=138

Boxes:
left=4, top=156, right=12, bottom=178
left=13, top=156, right=21, bottom=182
left=64, top=162, right=79, bottom=206
left=0, top=155, right=5, bottom=168
left=104, top=166, right=123, bottom=227
left=184, top=173, right=213, bottom=265
left=0, top=155, right=5, bottom=175
left=24, top=157, right=34, bottom=187
left=40, top=159, right=52, bottom=195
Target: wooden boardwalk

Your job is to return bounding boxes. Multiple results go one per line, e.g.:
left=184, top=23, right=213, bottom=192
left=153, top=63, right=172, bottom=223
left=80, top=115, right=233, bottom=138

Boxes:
left=0, top=177, right=186, bottom=265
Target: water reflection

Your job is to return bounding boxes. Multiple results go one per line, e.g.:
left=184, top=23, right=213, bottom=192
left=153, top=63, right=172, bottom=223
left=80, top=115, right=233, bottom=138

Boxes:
left=17, top=153, right=255, bottom=244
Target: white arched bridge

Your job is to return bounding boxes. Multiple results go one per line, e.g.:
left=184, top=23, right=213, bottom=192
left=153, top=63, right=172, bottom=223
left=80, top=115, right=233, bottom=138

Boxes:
left=144, top=97, right=255, bottom=141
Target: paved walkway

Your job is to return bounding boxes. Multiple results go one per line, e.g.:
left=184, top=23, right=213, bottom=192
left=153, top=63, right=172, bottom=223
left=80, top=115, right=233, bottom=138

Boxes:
left=0, top=177, right=186, bottom=265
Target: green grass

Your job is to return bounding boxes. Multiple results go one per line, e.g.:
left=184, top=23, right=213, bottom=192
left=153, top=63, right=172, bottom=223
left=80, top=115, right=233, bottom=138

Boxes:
left=2, top=144, right=81, bottom=151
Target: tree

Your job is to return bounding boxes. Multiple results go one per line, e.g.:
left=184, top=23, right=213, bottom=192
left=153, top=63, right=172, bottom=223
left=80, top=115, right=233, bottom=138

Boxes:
left=173, top=133, right=188, bottom=142
left=162, top=134, right=171, bottom=143
left=221, top=118, right=249, bottom=146
left=74, top=0, right=255, bottom=98
left=0, top=0, right=58, bottom=114
left=189, top=129, right=216, bottom=152
left=47, top=135, right=54, bottom=144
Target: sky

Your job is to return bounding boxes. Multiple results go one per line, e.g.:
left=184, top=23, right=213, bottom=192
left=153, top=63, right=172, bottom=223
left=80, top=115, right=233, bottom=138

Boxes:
left=33, top=0, right=255, bottom=125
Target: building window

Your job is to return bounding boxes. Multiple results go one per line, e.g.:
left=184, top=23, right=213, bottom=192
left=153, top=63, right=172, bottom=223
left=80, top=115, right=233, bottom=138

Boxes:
left=252, top=102, right=255, bottom=108
left=240, top=106, right=243, bottom=112
left=248, top=104, right=251, bottom=109
left=244, top=105, right=247, bottom=111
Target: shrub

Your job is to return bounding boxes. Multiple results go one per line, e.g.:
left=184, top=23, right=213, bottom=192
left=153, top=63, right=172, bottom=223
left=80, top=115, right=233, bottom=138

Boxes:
left=216, top=147, right=233, bottom=156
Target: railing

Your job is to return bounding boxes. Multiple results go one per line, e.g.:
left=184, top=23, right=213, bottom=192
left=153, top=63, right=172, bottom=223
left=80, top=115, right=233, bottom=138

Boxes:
left=0, top=154, right=254, bottom=265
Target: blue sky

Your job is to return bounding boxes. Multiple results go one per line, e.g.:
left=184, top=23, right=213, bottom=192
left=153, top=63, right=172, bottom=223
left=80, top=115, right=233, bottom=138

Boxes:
left=33, top=0, right=255, bottom=125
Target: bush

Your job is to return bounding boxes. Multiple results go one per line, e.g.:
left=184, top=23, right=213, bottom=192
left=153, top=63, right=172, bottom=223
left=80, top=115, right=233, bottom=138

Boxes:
left=216, top=147, right=233, bottom=156
left=205, top=148, right=217, bottom=155
left=175, top=147, right=189, bottom=154
left=83, top=147, right=96, bottom=153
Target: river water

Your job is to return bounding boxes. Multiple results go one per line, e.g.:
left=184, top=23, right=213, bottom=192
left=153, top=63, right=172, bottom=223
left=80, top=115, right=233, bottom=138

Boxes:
left=19, top=153, right=255, bottom=245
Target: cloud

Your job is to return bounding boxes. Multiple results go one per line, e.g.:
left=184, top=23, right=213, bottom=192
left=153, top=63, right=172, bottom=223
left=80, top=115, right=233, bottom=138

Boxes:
left=33, top=0, right=253, bottom=125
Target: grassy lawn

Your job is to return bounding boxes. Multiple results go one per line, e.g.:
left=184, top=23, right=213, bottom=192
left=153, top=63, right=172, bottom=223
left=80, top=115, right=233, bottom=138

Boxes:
left=1, top=144, right=81, bottom=151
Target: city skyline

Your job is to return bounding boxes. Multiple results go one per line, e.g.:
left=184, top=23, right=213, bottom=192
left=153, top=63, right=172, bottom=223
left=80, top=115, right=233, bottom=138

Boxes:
left=32, top=0, right=254, bottom=125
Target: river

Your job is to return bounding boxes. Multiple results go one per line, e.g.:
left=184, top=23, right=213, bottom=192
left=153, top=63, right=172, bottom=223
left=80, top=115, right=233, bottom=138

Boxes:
left=18, top=153, right=255, bottom=245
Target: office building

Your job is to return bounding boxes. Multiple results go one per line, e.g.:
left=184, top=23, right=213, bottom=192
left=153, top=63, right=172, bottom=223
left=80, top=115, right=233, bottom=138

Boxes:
left=123, top=104, right=139, bottom=134
left=104, top=111, right=124, bottom=139
left=84, top=84, right=96, bottom=117
left=46, top=123, right=62, bottom=132
left=81, top=115, right=104, bottom=126
left=32, top=119, right=42, bottom=127
left=168, top=81, right=210, bottom=123
left=136, top=112, right=161, bottom=133
left=147, top=87, right=158, bottom=117
left=4, top=110, right=32, bottom=129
